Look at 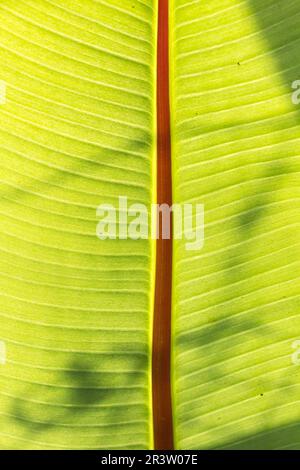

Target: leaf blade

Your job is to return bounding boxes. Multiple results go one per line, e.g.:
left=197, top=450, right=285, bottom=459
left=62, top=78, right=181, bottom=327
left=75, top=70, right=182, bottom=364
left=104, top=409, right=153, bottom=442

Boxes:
left=171, top=0, right=300, bottom=450
left=0, top=0, right=157, bottom=450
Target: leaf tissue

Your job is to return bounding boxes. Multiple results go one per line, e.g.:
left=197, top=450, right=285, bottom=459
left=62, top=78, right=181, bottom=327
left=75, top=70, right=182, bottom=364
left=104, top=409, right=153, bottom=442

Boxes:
left=0, top=0, right=299, bottom=451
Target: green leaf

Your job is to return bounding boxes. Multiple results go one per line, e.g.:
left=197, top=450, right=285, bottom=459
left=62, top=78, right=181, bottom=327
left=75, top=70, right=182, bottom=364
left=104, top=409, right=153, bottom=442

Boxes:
left=171, top=0, right=300, bottom=449
left=2, top=0, right=300, bottom=452
left=0, top=0, right=157, bottom=449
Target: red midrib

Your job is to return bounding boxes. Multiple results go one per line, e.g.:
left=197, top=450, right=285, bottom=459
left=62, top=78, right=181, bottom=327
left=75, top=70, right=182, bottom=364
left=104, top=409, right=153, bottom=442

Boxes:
left=152, top=0, right=173, bottom=450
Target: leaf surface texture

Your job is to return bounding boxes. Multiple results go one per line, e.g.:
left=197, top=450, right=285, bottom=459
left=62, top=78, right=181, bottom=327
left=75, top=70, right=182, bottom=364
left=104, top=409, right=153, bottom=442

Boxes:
left=0, top=0, right=157, bottom=450
left=170, top=0, right=300, bottom=450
